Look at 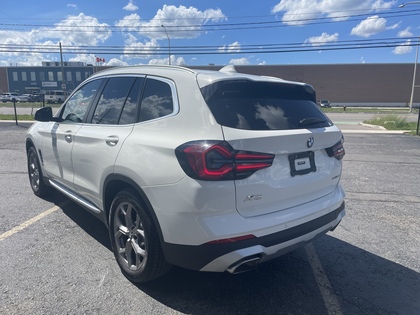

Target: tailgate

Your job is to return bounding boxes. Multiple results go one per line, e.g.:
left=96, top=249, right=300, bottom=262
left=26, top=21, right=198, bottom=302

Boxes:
left=222, top=126, right=344, bottom=218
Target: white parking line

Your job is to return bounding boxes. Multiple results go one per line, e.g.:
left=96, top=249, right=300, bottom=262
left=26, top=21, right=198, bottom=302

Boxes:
left=305, top=243, right=343, bottom=315
left=0, top=205, right=62, bottom=242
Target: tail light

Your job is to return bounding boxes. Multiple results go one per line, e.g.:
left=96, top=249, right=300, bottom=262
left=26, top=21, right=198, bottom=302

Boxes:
left=175, top=140, right=274, bottom=181
left=326, top=137, right=345, bottom=160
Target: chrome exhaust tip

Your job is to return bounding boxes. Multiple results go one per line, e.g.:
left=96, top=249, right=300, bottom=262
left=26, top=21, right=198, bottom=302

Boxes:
left=226, top=255, right=261, bottom=274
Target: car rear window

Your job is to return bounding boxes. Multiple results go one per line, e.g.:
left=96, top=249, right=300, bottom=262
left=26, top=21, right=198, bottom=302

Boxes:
left=201, top=80, right=333, bottom=130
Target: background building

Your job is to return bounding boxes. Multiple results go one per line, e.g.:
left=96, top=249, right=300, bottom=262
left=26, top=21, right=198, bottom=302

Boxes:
left=0, top=63, right=419, bottom=107
left=0, top=63, right=95, bottom=95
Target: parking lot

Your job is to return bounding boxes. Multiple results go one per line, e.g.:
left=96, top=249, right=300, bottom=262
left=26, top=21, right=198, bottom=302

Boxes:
left=0, top=118, right=419, bottom=315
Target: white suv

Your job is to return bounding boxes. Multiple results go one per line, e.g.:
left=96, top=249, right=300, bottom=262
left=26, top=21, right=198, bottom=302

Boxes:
left=26, top=65, right=345, bottom=283
left=1, top=92, right=19, bottom=102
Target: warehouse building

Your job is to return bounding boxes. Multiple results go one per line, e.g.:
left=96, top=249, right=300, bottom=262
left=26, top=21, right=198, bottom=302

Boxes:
left=0, top=63, right=419, bottom=107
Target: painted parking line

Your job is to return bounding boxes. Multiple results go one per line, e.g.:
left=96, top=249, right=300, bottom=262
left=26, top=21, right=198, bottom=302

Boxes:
left=305, top=243, right=343, bottom=315
left=0, top=204, right=66, bottom=242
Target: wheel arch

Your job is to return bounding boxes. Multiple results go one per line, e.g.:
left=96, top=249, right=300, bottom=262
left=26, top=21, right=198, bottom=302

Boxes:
left=26, top=138, right=35, bottom=153
left=103, top=174, right=165, bottom=243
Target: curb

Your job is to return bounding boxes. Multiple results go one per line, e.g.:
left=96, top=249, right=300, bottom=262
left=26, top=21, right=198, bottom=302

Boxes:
left=358, top=122, right=387, bottom=130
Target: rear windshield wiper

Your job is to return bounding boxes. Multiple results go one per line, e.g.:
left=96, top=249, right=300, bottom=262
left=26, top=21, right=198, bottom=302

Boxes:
left=299, top=117, right=330, bottom=127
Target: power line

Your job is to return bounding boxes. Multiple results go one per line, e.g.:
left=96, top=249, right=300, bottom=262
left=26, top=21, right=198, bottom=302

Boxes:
left=0, top=8, right=418, bottom=60
left=0, top=37, right=417, bottom=56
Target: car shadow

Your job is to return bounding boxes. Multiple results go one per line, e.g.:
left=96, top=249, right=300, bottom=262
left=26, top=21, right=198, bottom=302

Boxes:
left=56, top=196, right=420, bottom=315
left=57, top=197, right=112, bottom=251
left=139, top=236, right=420, bottom=315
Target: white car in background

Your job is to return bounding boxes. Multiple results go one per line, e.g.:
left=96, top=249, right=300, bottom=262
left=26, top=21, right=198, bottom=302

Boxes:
left=18, top=94, right=31, bottom=102
left=26, top=65, right=346, bottom=283
left=1, top=92, right=19, bottom=102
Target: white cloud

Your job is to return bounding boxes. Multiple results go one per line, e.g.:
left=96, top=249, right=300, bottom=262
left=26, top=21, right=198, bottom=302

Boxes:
left=350, top=15, right=397, bottom=38
left=116, top=5, right=226, bottom=40
left=372, top=0, right=396, bottom=10
left=120, top=36, right=160, bottom=60
left=272, top=0, right=396, bottom=25
left=0, top=13, right=111, bottom=66
left=123, top=0, right=138, bottom=11
left=148, top=56, right=186, bottom=66
left=113, top=5, right=226, bottom=62
left=115, top=14, right=142, bottom=32
left=272, top=0, right=321, bottom=25
left=52, top=13, right=112, bottom=45
left=398, top=27, right=413, bottom=38
left=305, top=32, right=338, bottom=46
left=229, top=58, right=250, bottom=65
left=393, top=40, right=413, bottom=55
left=68, top=54, right=96, bottom=65
left=0, top=4, right=227, bottom=66
left=391, top=27, right=413, bottom=55
left=0, top=13, right=111, bottom=48
left=106, top=58, right=129, bottom=66
left=0, top=14, right=110, bottom=50
left=218, top=41, right=241, bottom=53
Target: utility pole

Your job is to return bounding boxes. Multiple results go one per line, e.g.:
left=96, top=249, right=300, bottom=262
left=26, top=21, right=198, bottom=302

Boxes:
left=59, top=42, right=66, bottom=91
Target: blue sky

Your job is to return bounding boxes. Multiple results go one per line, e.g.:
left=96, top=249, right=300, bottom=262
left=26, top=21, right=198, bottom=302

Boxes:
left=0, top=0, right=419, bottom=66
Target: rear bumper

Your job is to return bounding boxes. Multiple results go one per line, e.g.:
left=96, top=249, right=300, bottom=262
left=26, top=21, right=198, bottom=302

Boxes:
left=161, top=201, right=345, bottom=272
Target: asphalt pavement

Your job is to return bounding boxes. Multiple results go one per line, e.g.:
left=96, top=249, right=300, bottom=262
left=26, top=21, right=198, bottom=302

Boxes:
left=0, top=116, right=419, bottom=315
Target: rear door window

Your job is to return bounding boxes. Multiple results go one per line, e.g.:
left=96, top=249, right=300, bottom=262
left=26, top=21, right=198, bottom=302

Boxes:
left=139, top=77, right=175, bottom=122
left=91, top=77, right=136, bottom=124
left=201, top=80, right=332, bottom=130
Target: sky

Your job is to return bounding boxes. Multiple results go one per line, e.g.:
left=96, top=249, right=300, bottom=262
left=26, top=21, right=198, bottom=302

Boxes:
left=0, top=0, right=419, bottom=67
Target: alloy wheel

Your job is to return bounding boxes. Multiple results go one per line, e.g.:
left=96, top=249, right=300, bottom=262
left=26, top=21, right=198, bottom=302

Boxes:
left=113, top=202, right=147, bottom=271
left=28, top=151, right=40, bottom=192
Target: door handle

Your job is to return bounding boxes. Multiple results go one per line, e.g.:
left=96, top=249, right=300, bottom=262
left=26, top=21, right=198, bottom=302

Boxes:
left=105, top=136, right=119, bottom=147
left=64, top=131, right=72, bottom=143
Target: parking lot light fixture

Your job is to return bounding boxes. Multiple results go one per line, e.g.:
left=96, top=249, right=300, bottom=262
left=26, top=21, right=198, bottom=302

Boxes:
left=399, top=1, right=420, bottom=7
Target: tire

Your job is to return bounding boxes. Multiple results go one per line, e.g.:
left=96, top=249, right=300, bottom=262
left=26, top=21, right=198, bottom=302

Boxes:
left=109, top=189, right=172, bottom=283
left=27, top=146, right=51, bottom=197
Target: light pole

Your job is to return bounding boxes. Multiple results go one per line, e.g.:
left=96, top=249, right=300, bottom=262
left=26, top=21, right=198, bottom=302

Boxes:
left=161, top=24, right=171, bottom=65
left=399, top=2, right=420, bottom=134
left=408, top=37, right=419, bottom=114
left=399, top=2, right=419, bottom=113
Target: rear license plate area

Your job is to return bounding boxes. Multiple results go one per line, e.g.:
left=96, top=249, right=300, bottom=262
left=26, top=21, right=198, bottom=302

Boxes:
left=288, top=151, right=316, bottom=177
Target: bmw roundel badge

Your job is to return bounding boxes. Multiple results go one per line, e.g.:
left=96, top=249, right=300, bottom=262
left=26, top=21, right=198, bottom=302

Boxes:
left=307, top=137, right=314, bottom=148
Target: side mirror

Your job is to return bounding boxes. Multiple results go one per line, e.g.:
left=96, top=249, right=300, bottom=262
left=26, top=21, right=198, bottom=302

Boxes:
left=34, top=107, right=57, bottom=122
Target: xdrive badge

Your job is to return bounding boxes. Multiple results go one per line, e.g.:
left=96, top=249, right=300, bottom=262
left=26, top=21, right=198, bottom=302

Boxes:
left=244, top=195, right=262, bottom=202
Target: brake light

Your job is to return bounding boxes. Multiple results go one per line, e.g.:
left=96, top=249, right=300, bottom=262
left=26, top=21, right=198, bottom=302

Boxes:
left=175, top=141, right=274, bottom=180
left=326, top=138, right=345, bottom=160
